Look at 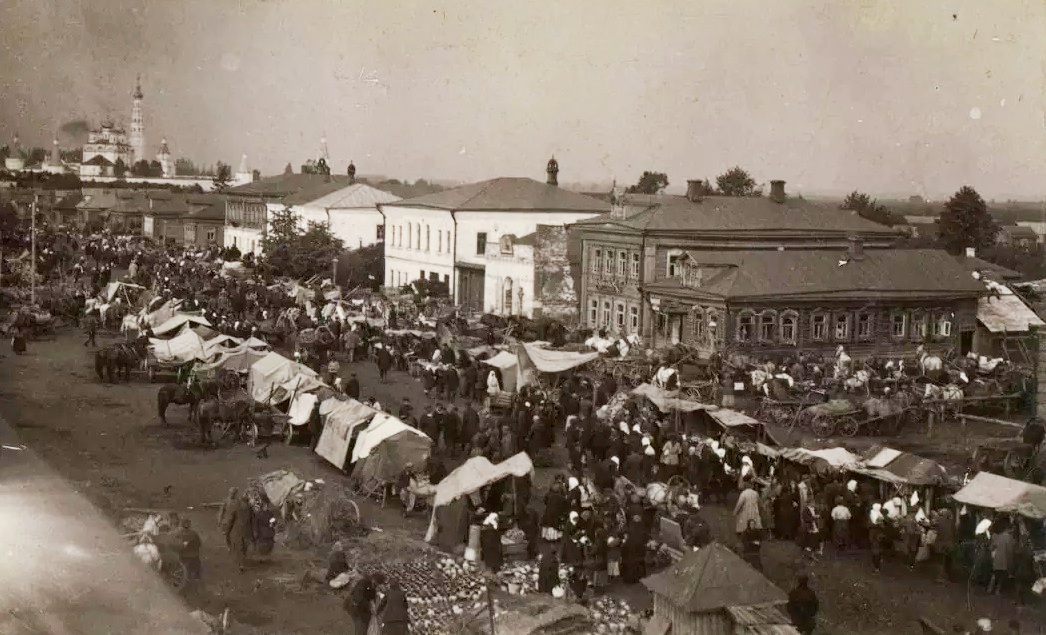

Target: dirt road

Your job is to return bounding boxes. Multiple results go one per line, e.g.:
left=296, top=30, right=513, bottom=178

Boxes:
left=0, top=329, right=1042, bottom=634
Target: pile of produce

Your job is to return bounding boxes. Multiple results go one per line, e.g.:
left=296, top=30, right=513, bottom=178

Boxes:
left=496, top=561, right=575, bottom=596
left=356, top=556, right=501, bottom=635
left=589, top=597, right=638, bottom=633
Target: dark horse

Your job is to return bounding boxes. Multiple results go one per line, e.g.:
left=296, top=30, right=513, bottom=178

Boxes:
left=157, top=384, right=201, bottom=425
left=196, top=394, right=253, bottom=444
left=95, top=342, right=144, bottom=383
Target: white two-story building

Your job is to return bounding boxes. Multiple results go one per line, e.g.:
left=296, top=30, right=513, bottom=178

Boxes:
left=287, top=181, right=400, bottom=250
left=379, top=159, right=609, bottom=315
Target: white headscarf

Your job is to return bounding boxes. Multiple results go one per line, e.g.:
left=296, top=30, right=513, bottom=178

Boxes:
left=483, top=513, right=498, bottom=529
left=569, top=511, right=579, bottom=524
left=869, top=503, right=883, bottom=525
left=610, top=456, right=620, bottom=465
left=568, top=477, right=579, bottom=491
left=846, top=480, right=857, bottom=492
left=644, top=446, right=656, bottom=457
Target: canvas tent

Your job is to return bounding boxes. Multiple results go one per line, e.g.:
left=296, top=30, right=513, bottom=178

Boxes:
left=779, top=447, right=858, bottom=473
left=432, top=452, right=534, bottom=508
left=105, top=281, right=145, bottom=302
left=483, top=351, right=521, bottom=392
left=632, top=383, right=713, bottom=413
left=953, top=472, right=1046, bottom=519
left=194, top=346, right=268, bottom=377
left=247, top=351, right=320, bottom=404
left=152, top=313, right=212, bottom=336
left=850, top=446, right=949, bottom=487
left=141, top=299, right=180, bottom=328
left=350, top=413, right=432, bottom=484
left=521, top=342, right=599, bottom=373
left=149, top=329, right=207, bottom=363
left=314, top=398, right=378, bottom=469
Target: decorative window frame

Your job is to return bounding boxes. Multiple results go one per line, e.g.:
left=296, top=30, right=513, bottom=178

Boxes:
left=615, top=302, right=626, bottom=328
left=834, top=312, right=851, bottom=341
left=693, top=307, right=705, bottom=341
left=617, top=251, right=628, bottom=277
left=591, top=248, right=602, bottom=273
left=602, top=300, right=612, bottom=327
left=736, top=309, right=756, bottom=343
left=706, top=308, right=721, bottom=342
left=630, top=252, right=641, bottom=280
left=810, top=310, right=829, bottom=341
left=628, top=305, right=640, bottom=333
left=758, top=309, right=777, bottom=342
left=499, top=235, right=514, bottom=255
left=890, top=310, right=907, bottom=339
left=934, top=311, right=953, bottom=339
left=779, top=310, right=799, bottom=345
left=588, top=298, right=598, bottom=326
left=855, top=311, right=874, bottom=341
left=603, top=250, right=613, bottom=275
left=911, top=309, right=929, bottom=341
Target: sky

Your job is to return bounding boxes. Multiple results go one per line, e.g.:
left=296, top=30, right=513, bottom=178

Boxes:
left=0, top=0, right=1043, bottom=200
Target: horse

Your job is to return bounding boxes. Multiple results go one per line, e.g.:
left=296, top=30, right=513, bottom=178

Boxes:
left=157, top=384, right=201, bottom=425
left=95, top=342, right=143, bottom=383
left=196, top=393, right=253, bottom=444
left=915, top=345, right=944, bottom=377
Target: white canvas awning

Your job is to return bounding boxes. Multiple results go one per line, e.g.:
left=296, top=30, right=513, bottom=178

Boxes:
left=315, top=398, right=378, bottom=469
left=149, top=329, right=207, bottom=363
left=953, top=472, right=1046, bottom=519
left=351, top=413, right=430, bottom=463
left=631, top=383, right=713, bottom=413
left=248, top=352, right=318, bottom=404
left=433, top=452, right=534, bottom=508
left=152, top=313, right=212, bottom=336
left=521, top=342, right=599, bottom=374
left=978, top=294, right=1045, bottom=333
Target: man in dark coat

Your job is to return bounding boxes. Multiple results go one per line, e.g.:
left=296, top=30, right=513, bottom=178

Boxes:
left=461, top=403, right=480, bottom=447
left=444, top=366, right=460, bottom=402
left=344, top=573, right=380, bottom=634
left=443, top=405, right=462, bottom=455
left=787, top=575, right=819, bottom=635
left=221, top=494, right=252, bottom=572
left=345, top=372, right=360, bottom=400
left=308, top=405, right=323, bottom=452
left=462, top=363, right=478, bottom=401
left=419, top=409, right=438, bottom=442
left=375, top=345, right=392, bottom=382
left=380, top=580, right=410, bottom=635
left=174, top=518, right=202, bottom=585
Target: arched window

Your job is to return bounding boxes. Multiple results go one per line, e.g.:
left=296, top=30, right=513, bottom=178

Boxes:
left=780, top=310, right=798, bottom=344
left=425, top=225, right=431, bottom=251
left=758, top=310, right=777, bottom=342
left=736, top=310, right=755, bottom=342
left=502, top=278, right=514, bottom=314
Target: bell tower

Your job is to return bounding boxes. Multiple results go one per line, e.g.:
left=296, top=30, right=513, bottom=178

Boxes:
left=156, top=138, right=172, bottom=178
left=130, top=76, right=145, bottom=163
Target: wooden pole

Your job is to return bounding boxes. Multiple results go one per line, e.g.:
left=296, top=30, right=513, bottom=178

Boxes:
left=485, top=576, right=497, bottom=635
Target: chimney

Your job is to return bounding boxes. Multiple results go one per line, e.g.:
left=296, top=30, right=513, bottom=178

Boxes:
left=686, top=179, right=706, bottom=203
left=770, top=180, right=786, bottom=203
left=546, top=156, right=559, bottom=187
left=965, top=247, right=976, bottom=258
left=848, top=236, right=865, bottom=261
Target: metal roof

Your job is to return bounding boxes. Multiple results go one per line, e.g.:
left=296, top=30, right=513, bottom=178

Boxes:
left=388, top=177, right=610, bottom=213
left=289, top=182, right=400, bottom=209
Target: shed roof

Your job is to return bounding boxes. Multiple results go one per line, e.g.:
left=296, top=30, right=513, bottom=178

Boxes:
left=645, top=249, right=984, bottom=301
left=641, top=542, right=787, bottom=613
left=388, top=177, right=610, bottom=213
left=289, top=182, right=400, bottom=208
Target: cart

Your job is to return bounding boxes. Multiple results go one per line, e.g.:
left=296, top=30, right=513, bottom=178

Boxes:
left=144, top=352, right=185, bottom=383
left=971, top=438, right=1040, bottom=479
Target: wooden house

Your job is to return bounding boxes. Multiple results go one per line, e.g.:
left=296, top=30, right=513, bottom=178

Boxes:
left=641, top=542, right=798, bottom=635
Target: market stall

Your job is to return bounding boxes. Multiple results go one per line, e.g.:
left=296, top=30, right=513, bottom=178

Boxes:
left=314, top=397, right=378, bottom=469
left=953, top=472, right=1046, bottom=519
left=850, top=446, right=953, bottom=509
left=148, top=329, right=207, bottom=364
left=151, top=312, right=211, bottom=336
left=350, top=413, right=432, bottom=496
left=778, top=447, right=859, bottom=475
left=424, top=452, right=534, bottom=551
left=483, top=351, right=521, bottom=393
left=247, top=351, right=320, bottom=405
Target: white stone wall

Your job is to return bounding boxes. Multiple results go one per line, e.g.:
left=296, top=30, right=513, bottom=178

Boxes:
left=381, top=205, right=455, bottom=290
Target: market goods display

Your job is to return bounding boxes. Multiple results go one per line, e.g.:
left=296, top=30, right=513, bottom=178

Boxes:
left=357, top=556, right=501, bottom=635
left=496, top=561, right=575, bottom=596
left=589, top=597, right=638, bottom=633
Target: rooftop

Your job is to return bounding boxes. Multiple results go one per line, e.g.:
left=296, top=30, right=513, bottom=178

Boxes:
left=387, top=177, right=610, bottom=213
left=185, top=194, right=227, bottom=221
left=642, top=542, right=787, bottom=613
left=645, top=248, right=985, bottom=301
left=575, top=193, right=899, bottom=238
left=226, top=173, right=354, bottom=200
left=286, top=181, right=400, bottom=208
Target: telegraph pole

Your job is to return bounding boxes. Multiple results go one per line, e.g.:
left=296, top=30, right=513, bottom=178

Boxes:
left=30, top=193, right=37, bottom=306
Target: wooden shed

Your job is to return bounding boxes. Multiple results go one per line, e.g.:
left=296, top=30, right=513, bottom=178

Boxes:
left=641, top=542, right=798, bottom=635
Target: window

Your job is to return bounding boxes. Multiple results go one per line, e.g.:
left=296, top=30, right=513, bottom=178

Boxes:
left=935, top=313, right=953, bottom=338
left=206, top=229, right=216, bottom=242
left=437, top=229, right=442, bottom=253
left=668, top=254, right=683, bottom=277
left=707, top=310, right=721, bottom=341
left=629, top=306, right=640, bottom=332
left=657, top=313, right=669, bottom=336
left=616, top=251, right=627, bottom=277
left=780, top=310, right=798, bottom=344
left=377, top=225, right=385, bottom=240
left=604, top=250, right=613, bottom=274
left=428, top=272, right=438, bottom=282
left=693, top=308, right=705, bottom=340
left=415, top=223, right=421, bottom=249
left=834, top=313, right=851, bottom=340
left=425, top=225, right=431, bottom=251
left=602, top=301, right=612, bottom=327
left=759, top=311, right=776, bottom=341
left=856, top=312, right=873, bottom=340
left=891, top=312, right=907, bottom=338
left=630, top=252, right=640, bottom=280
left=591, top=248, right=602, bottom=273
left=911, top=311, right=929, bottom=340
left=476, top=232, right=487, bottom=255
left=420, top=270, right=426, bottom=280
left=500, top=235, right=514, bottom=255
left=443, top=274, right=449, bottom=285
left=616, top=303, right=625, bottom=328
left=503, top=278, right=514, bottom=313
left=811, top=312, right=828, bottom=340
left=589, top=299, right=599, bottom=326
left=445, top=231, right=451, bottom=253
left=736, top=311, right=755, bottom=342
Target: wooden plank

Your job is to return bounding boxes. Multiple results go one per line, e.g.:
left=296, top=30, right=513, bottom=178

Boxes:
left=958, top=413, right=1023, bottom=429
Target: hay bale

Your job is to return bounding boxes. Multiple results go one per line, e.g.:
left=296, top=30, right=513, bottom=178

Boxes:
left=288, top=483, right=367, bottom=548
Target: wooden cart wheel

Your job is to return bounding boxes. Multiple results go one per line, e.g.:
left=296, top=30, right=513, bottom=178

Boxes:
left=811, top=413, right=836, bottom=437
left=839, top=416, right=860, bottom=437
left=165, top=559, right=188, bottom=590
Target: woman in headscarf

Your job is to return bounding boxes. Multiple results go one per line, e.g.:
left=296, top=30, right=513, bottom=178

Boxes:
left=541, top=481, right=568, bottom=543
left=379, top=580, right=410, bottom=635
left=537, top=551, right=560, bottom=594
left=480, top=513, right=503, bottom=572
left=868, top=503, right=885, bottom=572
left=620, top=513, right=648, bottom=584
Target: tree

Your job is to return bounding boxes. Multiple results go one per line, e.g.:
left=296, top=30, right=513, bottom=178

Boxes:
left=175, top=157, right=201, bottom=176
left=840, top=190, right=901, bottom=227
left=212, top=161, right=232, bottom=192
left=715, top=166, right=758, bottom=197
left=283, top=163, right=294, bottom=175
left=131, top=159, right=151, bottom=177
left=149, top=160, right=163, bottom=176
left=937, top=185, right=999, bottom=254
left=625, top=171, right=669, bottom=195
left=336, top=242, right=384, bottom=289
left=60, top=148, right=82, bottom=163
left=113, top=158, right=128, bottom=178
left=260, top=207, right=346, bottom=279
left=25, top=147, right=47, bottom=166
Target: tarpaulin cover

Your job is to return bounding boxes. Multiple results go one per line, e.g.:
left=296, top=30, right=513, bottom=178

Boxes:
left=978, top=293, right=1045, bottom=333
left=105, top=281, right=144, bottom=302
left=194, top=347, right=268, bottom=376
left=521, top=342, right=599, bottom=373
left=202, top=334, right=242, bottom=356
left=351, top=413, right=430, bottom=463
left=248, top=352, right=318, bottom=404
left=351, top=417, right=432, bottom=484
left=433, top=452, right=534, bottom=508
left=142, top=300, right=180, bottom=328
left=279, top=374, right=326, bottom=403
left=258, top=470, right=304, bottom=509
left=851, top=446, right=948, bottom=486
left=779, top=447, right=858, bottom=472
left=288, top=393, right=319, bottom=427
left=631, top=383, right=713, bottom=413
left=708, top=408, right=762, bottom=428
left=953, top=472, right=1046, bottom=519
left=243, top=336, right=271, bottom=350
left=152, top=313, right=212, bottom=336
left=315, top=398, right=377, bottom=469
left=149, top=329, right=207, bottom=363
left=483, top=351, right=520, bottom=392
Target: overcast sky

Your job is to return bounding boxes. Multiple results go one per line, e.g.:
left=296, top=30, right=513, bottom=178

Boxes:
left=1, top=0, right=1043, bottom=199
